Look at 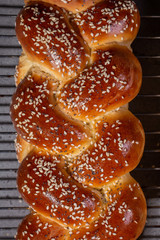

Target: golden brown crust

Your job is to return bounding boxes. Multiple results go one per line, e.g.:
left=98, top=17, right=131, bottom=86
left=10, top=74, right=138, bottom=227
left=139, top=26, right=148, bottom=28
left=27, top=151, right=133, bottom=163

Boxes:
left=70, top=174, right=147, bottom=240
left=69, top=110, right=145, bottom=188
left=16, top=212, right=69, bottom=240
left=17, top=150, right=103, bottom=228
left=58, top=44, right=142, bottom=121
left=16, top=2, right=90, bottom=82
left=74, top=0, right=140, bottom=47
left=12, top=1, right=147, bottom=239
left=25, top=0, right=102, bottom=13
left=10, top=69, right=91, bottom=156
left=15, top=134, right=34, bottom=163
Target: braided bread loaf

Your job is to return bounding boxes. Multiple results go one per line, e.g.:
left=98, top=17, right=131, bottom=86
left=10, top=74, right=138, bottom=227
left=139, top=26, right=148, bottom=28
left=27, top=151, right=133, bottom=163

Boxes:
left=10, top=0, right=147, bottom=239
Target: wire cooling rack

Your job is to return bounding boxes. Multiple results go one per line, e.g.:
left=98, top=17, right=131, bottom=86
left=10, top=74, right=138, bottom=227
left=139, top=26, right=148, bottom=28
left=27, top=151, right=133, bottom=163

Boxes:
left=0, top=0, right=160, bottom=239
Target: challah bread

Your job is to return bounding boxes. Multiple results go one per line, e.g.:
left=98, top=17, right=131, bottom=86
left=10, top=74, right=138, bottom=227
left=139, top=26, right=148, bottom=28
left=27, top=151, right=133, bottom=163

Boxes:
left=70, top=174, right=146, bottom=240
left=17, top=150, right=103, bottom=228
left=58, top=44, right=142, bottom=121
left=10, top=0, right=147, bottom=239
left=15, top=134, right=34, bottom=163
left=16, top=2, right=90, bottom=82
left=24, top=0, right=102, bottom=13
left=11, top=67, right=92, bottom=156
left=16, top=212, right=69, bottom=239
left=69, top=110, right=145, bottom=188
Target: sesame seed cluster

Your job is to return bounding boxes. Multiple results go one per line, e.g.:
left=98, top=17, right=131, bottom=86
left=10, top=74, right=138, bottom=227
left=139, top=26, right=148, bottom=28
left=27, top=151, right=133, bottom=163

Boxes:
left=58, top=45, right=142, bottom=121
left=74, top=0, right=140, bottom=47
left=10, top=0, right=147, bottom=239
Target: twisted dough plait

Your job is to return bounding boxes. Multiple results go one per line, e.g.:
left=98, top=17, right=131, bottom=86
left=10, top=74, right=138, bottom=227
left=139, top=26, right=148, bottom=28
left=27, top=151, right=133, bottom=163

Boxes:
left=10, top=0, right=147, bottom=239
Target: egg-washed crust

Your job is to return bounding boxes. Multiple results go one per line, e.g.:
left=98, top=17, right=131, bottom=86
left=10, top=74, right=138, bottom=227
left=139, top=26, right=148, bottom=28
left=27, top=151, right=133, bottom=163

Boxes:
left=12, top=0, right=147, bottom=239
left=17, top=150, right=103, bottom=228
left=70, top=174, right=147, bottom=240
left=16, top=172, right=146, bottom=240
left=10, top=68, right=92, bottom=156
left=16, top=2, right=90, bottom=82
left=24, top=0, right=102, bottom=13
left=16, top=212, right=69, bottom=240
left=69, top=110, right=145, bottom=188
left=74, top=0, right=140, bottom=47
left=58, top=44, right=142, bottom=121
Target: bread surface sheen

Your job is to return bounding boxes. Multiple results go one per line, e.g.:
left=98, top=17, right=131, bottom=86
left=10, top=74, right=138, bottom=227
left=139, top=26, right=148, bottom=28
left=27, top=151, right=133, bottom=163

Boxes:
left=11, top=0, right=147, bottom=239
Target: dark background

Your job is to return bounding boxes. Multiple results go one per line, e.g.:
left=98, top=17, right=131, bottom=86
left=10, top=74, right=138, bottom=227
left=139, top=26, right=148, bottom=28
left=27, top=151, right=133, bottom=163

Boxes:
left=0, top=0, right=159, bottom=239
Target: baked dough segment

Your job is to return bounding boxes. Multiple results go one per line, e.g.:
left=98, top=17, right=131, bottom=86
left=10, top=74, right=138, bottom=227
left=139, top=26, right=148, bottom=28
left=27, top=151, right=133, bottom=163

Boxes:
left=16, top=212, right=69, bottom=240
left=69, top=110, right=145, bottom=188
left=24, top=0, right=102, bottom=13
left=16, top=2, right=90, bottom=82
left=10, top=69, right=91, bottom=155
left=70, top=174, right=147, bottom=240
left=74, top=0, right=140, bottom=47
left=12, top=0, right=147, bottom=239
left=17, top=150, right=103, bottom=228
left=58, top=45, right=142, bottom=121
